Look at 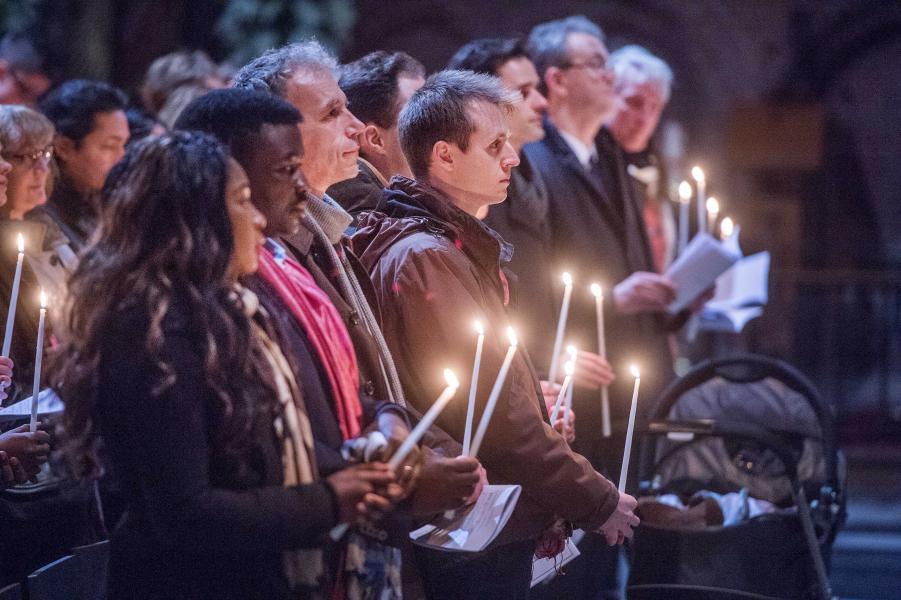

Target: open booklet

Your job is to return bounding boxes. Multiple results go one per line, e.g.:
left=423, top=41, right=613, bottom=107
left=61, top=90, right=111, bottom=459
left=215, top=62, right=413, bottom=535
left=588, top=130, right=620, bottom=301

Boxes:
left=0, top=388, right=63, bottom=423
left=665, top=233, right=741, bottom=314
left=409, top=484, right=521, bottom=552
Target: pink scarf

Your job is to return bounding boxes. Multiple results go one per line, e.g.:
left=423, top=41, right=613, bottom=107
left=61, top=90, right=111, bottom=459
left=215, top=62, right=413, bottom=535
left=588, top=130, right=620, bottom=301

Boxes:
left=258, top=248, right=362, bottom=440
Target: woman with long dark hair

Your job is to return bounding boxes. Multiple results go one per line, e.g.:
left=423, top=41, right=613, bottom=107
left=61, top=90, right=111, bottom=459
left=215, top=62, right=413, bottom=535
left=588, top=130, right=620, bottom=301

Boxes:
left=50, top=131, right=397, bottom=599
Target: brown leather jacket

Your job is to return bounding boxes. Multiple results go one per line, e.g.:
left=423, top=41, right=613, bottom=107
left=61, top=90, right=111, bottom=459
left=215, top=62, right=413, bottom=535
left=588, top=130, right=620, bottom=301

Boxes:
left=351, top=177, right=619, bottom=541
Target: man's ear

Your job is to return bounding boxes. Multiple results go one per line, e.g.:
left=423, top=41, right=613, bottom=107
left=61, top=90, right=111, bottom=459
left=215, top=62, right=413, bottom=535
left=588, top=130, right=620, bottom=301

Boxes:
left=54, top=134, right=77, bottom=163
left=359, top=124, right=387, bottom=156
left=431, top=140, right=454, bottom=173
left=545, top=66, right=567, bottom=100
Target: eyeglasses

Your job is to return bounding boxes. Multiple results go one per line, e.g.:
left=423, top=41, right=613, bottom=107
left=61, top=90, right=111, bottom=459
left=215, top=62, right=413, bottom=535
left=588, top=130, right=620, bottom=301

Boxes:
left=3, top=146, right=54, bottom=169
left=562, top=59, right=610, bottom=73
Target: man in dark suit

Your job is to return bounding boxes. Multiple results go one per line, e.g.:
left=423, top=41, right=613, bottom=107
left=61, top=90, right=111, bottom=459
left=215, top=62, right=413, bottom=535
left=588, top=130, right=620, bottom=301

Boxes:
left=524, top=16, right=707, bottom=598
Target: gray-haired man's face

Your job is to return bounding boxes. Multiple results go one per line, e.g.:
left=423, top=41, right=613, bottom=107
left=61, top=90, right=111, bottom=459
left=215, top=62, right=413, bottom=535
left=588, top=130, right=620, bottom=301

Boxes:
left=558, top=32, right=616, bottom=119
left=608, top=79, right=667, bottom=153
left=283, top=69, right=364, bottom=195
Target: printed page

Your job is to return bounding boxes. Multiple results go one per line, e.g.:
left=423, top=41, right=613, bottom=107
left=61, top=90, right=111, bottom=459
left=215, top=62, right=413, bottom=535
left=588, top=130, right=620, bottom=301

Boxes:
left=531, top=537, right=582, bottom=587
left=665, top=233, right=741, bottom=314
left=409, top=484, right=522, bottom=552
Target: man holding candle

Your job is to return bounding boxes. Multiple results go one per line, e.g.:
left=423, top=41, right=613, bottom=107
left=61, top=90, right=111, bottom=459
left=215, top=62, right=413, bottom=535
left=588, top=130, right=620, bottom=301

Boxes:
left=352, top=70, right=638, bottom=599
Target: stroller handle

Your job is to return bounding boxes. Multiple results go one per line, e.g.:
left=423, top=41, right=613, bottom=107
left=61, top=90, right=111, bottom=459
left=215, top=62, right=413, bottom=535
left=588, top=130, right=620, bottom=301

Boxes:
left=642, top=354, right=839, bottom=492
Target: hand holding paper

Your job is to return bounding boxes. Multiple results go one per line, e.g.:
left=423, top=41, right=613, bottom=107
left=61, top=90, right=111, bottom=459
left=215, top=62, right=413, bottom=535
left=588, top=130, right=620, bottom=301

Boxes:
left=613, top=272, right=677, bottom=314
left=664, top=233, right=740, bottom=314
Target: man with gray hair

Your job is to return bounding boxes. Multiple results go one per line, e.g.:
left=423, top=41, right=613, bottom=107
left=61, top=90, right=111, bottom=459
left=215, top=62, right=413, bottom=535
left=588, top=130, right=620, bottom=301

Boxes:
left=352, top=69, right=637, bottom=599
left=606, top=44, right=677, bottom=272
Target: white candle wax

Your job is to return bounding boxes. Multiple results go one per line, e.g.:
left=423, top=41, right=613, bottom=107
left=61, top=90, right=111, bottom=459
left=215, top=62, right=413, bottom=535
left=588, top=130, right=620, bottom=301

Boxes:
left=29, top=291, right=47, bottom=433
left=692, top=167, right=706, bottom=235
left=548, top=272, right=573, bottom=384
left=469, top=328, right=518, bottom=458
left=2, top=234, right=26, bottom=357
left=462, top=321, right=485, bottom=456
left=678, top=181, right=691, bottom=255
left=550, top=361, right=575, bottom=423
left=390, top=369, right=459, bottom=470
left=618, top=366, right=641, bottom=493
left=591, top=284, right=611, bottom=438
left=706, top=196, right=720, bottom=234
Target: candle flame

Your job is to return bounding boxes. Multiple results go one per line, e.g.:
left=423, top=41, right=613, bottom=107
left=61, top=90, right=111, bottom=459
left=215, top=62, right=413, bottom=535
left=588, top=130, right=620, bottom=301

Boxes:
left=561, top=271, right=572, bottom=286
left=691, top=166, right=705, bottom=183
left=443, top=368, right=460, bottom=389
left=474, top=320, right=484, bottom=336
left=566, top=344, right=577, bottom=359
left=706, top=197, right=719, bottom=215
left=16, top=234, right=24, bottom=254
left=507, top=326, right=518, bottom=347
left=630, top=364, right=640, bottom=379
left=590, top=283, right=603, bottom=298
left=678, top=180, right=692, bottom=201
left=39, top=290, right=47, bottom=309
left=564, top=361, right=575, bottom=377
left=720, top=217, right=734, bottom=238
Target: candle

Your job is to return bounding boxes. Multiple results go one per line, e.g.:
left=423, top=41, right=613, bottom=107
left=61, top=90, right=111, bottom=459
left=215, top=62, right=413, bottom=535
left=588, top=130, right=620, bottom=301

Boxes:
left=331, top=369, right=458, bottom=540
left=720, top=216, right=734, bottom=240
left=462, top=321, right=485, bottom=457
left=677, top=181, right=691, bottom=255
left=618, top=365, right=641, bottom=493
left=564, top=345, right=576, bottom=429
left=549, top=360, right=575, bottom=423
left=390, top=369, right=460, bottom=469
left=591, top=284, right=612, bottom=438
left=2, top=234, right=25, bottom=358
left=706, top=196, right=720, bottom=234
left=469, top=327, right=518, bottom=458
left=547, top=272, right=573, bottom=384
left=29, top=290, right=47, bottom=433
left=691, top=166, right=706, bottom=235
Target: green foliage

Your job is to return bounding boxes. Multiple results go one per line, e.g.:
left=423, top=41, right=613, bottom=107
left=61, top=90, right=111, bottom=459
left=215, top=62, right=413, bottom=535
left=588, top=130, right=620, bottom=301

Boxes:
left=216, top=0, right=356, bottom=65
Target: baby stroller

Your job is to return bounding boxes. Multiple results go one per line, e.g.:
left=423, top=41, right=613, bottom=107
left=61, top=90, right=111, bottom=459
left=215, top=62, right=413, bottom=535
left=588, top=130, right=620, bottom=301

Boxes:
left=628, top=354, right=846, bottom=600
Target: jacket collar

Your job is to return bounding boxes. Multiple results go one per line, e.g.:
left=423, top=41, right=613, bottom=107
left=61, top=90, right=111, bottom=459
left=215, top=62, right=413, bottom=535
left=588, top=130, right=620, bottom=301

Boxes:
left=382, top=176, right=513, bottom=273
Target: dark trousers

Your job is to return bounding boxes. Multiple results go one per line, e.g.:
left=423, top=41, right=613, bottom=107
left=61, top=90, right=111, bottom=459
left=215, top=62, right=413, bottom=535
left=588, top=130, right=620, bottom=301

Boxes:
left=414, top=539, right=535, bottom=600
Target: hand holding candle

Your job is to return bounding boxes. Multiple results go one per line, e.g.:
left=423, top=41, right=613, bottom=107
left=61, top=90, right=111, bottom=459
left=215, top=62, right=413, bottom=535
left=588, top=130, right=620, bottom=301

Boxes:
left=469, top=327, right=518, bottom=458
left=462, top=320, right=485, bottom=456
left=618, top=365, right=641, bottom=493
left=548, top=272, right=573, bottom=384
left=29, top=290, right=47, bottom=433
left=2, top=234, right=26, bottom=359
left=590, top=283, right=612, bottom=438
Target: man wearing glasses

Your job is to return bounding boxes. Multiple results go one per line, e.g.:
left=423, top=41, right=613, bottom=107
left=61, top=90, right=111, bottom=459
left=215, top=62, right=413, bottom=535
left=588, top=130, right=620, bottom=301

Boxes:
left=524, top=15, right=686, bottom=599
left=0, top=32, right=52, bottom=108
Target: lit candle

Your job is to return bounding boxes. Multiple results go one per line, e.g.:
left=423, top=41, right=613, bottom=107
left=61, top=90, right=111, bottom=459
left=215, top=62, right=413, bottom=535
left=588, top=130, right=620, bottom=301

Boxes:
left=691, top=166, right=706, bottom=235
left=590, top=283, right=611, bottom=438
left=549, top=360, right=575, bottom=423
left=2, top=234, right=25, bottom=358
left=706, top=196, right=720, bottom=233
left=462, top=321, right=485, bottom=457
left=564, top=345, right=577, bottom=429
left=390, top=368, right=460, bottom=470
left=29, top=290, right=47, bottom=433
left=678, top=181, right=692, bottom=254
left=618, top=365, right=641, bottom=493
left=720, top=216, right=734, bottom=240
left=469, top=327, right=518, bottom=458
left=547, top=272, right=573, bottom=384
